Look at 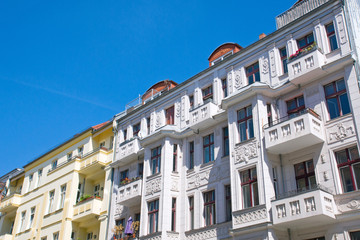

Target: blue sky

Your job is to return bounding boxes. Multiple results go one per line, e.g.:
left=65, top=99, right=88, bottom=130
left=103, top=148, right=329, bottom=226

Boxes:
left=0, top=0, right=294, bottom=176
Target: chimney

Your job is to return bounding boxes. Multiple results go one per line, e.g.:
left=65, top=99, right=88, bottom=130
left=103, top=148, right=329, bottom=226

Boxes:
left=259, top=33, right=267, bottom=40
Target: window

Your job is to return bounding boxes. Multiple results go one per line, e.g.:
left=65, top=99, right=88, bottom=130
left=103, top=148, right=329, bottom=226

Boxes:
left=203, top=133, right=215, bottom=163
left=19, top=211, right=26, bottom=232
left=222, top=78, right=228, bottom=98
left=350, top=231, right=360, bottom=240
left=189, top=95, right=194, bottom=109
left=138, top=163, right=144, bottom=177
left=246, top=62, right=260, bottom=84
left=151, top=146, right=161, bottom=175
left=272, top=167, right=279, bottom=196
left=94, top=184, right=100, bottom=197
left=267, top=104, right=273, bottom=126
left=204, top=190, right=216, bottom=226
left=67, top=152, right=72, bottom=161
left=86, top=232, right=93, bottom=240
left=238, top=106, right=254, bottom=142
left=28, top=174, right=33, bottom=192
left=71, top=232, right=75, bottom=240
left=171, top=198, right=176, bottom=231
left=240, top=168, right=259, bottom=208
left=115, top=218, right=125, bottom=227
left=297, top=32, right=314, bottom=49
left=133, top=123, right=140, bottom=137
left=223, top=127, right=229, bottom=157
left=135, top=213, right=140, bottom=221
left=173, top=144, right=178, bottom=172
left=279, top=47, right=288, bottom=74
left=37, top=169, right=42, bottom=188
left=28, top=207, right=35, bottom=228
left=123, top=129, right=127, bottom=141
left=76, top=183, right=82, bottom=203
left=59, top=185, right=66, bottom=209
left=294, top=160, right=317, bottom=191
left=326, top=22, right=338, bottom=51
left=189, top=141, right=194, bottom=169
left=41, top=237, right=47, bottom=240
left=53, top=232, right=59, bottom=240
left=147, top=117, right=151, bottom=135
left=110, top=136, right=114, bottom=150
left=120, top=169, right=129, bottom=182
left=78, top=146, right=84, bottom=156
left=202, top=85, right=213, bottom=102
left=99, top=141, right=105, bottom=148
left=48, top=190, right=55, bottom=213
left=51, top=160, right=57, bottom=170
left=225, top=185, right=232, bottom=221
left=189, top=196, right=194, bottom=230
left=166, top=106, right=175, bottom=125
left=286, top=95, right=305, bottom=116
left=324, top=79, right=351, bottom=119
left=148, top=199, right=159, bottom=234
left=335, top=146, right=360, bottom=192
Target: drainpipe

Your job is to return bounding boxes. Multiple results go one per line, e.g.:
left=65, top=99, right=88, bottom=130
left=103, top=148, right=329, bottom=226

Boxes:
left=287, top=228, right=292, bottom=240
left=280, top=154, right=286, bottom=193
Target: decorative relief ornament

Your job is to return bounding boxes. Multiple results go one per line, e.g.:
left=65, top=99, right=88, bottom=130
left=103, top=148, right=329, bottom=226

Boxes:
left=233, top=139, right=259, bottom=164
left=234, top=69, right=242, bottom=90
left=145, top=177, right=161, bottom=195
left=328, top=122, right=354, bottom=142
left=234, top=207, right=267, bottom=224
left=347, top=200, right=360, bottom=210
left=155, top=112, right=161, bottom=129
left=261, top=57, right=269, bottom=74
left=171, top=179, right=179, bottom=192
left=270, top=50, right=277, bottom=77
left=175, top=102, right=181, bottom=118
left=227, top=71, right=233, bottom=94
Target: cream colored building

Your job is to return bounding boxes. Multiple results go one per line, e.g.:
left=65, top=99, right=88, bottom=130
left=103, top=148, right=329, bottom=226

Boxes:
left=0, top=121, right=114, bottom=240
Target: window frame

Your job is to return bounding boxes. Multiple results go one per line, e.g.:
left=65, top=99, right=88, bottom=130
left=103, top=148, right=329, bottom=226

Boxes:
left=172, top=144, right=178, bottom=172
left=286, top=95, right=305, bottom=116
left=294, top=160, right=317, bottom=191
left=237, top=106, right=254, bottom=142
left=225, top=185, right=232, bottom=222
left=335, top=146, right=360, bottom=193
left=324, top=79, right=351, bottom=120
left=246, top=62, right=260, bottom=84
left=166, top=105, right=175, bottom=125
left=223, top=127, right=229, bottom=157
left=189, top=141, right=194, bottom=170
left=325, top=22, right=338, bottom=51
left=48, top=190, right=55, bottom=213
left=202, top=85, right=213, bottom=102
left=151, top=146, right=162, bottom=175
left=297, top=32, right=314, bottom=49
left=148, top=199, right=159, bottom=234
left=203, top=133, right=215, bottom=164
left=188, top=196, right=194, bottom=230
left=171, top=198, right=176, bottom=231
left=133, top=123, right=141, bottom=137
left=203, top=190, right=216, bottom=226
left=222, top=78, right=228, bottom=98
left=240, top=167, right=259, bottom=209
left=59, top=184, right=66, bottom=209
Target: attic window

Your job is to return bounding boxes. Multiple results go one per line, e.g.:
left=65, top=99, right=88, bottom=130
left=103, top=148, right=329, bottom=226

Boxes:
left=211, top=51, right=233, bottom=66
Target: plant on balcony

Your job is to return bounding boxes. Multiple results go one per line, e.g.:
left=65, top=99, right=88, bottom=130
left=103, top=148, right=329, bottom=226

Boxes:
left=120, top=176, right=142, bottom=186
left=131, top=221, right=140, bottom=238
left=77, top=194, right=101, bottom=204
left=288, top=42, right=318, bottom=61
left=112, top=224, right=124, bottom=240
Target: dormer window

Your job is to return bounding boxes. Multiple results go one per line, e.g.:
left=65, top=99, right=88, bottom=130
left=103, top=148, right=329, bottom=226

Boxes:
left=202, top=85, right=213, bottom=102
left=208, top=43, right=242, bottom=67
left=211, top=51, right=233, bottom=66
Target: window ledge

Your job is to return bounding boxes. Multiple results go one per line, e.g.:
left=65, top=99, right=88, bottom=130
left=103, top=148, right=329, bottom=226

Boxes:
left=146, top=172, right=161, bottom=180
left=325, top=48, right=341, bottom=58
left=200, top=160, right=215, bottom=169
left=186, top=168, right=195, bottom=174
left=324, top=113, right=352, bottom=125
left=235, top=137, right=256, bottom=147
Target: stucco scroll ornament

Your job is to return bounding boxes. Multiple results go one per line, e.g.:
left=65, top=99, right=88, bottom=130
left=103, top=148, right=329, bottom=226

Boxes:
left=145, top=178, right=161, bottom=195
left=175, top=102, right=181, bottom=118
left=155, top=112, right=161, bottom=129
left=347, top=200, right=360, bottom=210
left=261, top=57, right=269, bottom=74
left=171, top=179, right=179, bottom=192
left=234, top=69, right=242, bottom=90
left=233, top=139, right=259, bottom=164
left=329, top=123, right=354, bottom=141
left=227, top=71, right=233, bottom=95
left=115, top=205, right=127, bottom=216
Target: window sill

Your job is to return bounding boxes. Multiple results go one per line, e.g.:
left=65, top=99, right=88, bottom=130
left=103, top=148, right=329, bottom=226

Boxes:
left=146, top=172, right=161, bottom=180
left=324, top=112, right=352, bottom=125
left=43, top=208, right=63, bottom=218
left=235, top=137, right=256, bottom=147
left=200, top=160, right=215, bottom=169
left=325, top=48, right=340, bottom=58
left=187, top=168, right=195, bottom=174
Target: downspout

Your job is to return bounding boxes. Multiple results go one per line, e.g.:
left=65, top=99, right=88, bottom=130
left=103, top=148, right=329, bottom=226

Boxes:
left=106, top=120, right=118, bottom=240
left=280, top=154, right=285, bottom=193
left=287, top=228, right=292, bottom=240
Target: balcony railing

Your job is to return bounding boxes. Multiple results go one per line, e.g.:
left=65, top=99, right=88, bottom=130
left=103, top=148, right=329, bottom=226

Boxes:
left=264, top=108, right=320, bottom=129
left=276, top=0, right=330, bottom=29
left=0, top=234, right=13, bottom=240
left=232, top=204, right=268, bottom=229
left=189, top=101, right=219, bottom=130
left=272, top=184, right=332, bottom=201
left=118, top=177, right=143, bottom=207
left=73, top=197, right=102, bottom=222
left=0, top=192, right=22, bottom=212
left=117, top=138, right=142, bottom=163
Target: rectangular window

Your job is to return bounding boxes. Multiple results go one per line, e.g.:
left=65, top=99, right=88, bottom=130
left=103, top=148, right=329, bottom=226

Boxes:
left=94, top=184, right=100, bottom=197
left=51, top=160, right=57, bottom=170
left=29, top=207, right=35, bottom=228
left=326, top=22, right=338, bottom=51
left=225, top=185, right=232, bottom=222
left=350, top=231, right=360, bottom=240
left=71, top=232, right=75, bottom=240
left=135, top=213, right=140, bottom=221
left=151, top=146, right=161, bottom=175
left=286, top=95, right=305, bottom=116
left=238, top=106, right=254, bottom=142
left=297, top=32, right=314, bottom=49
left=110, top=136, right=114, bottom=150
left=133, top=123, right=141, bottom=137
left=294, top=160, right=317, bottom=191
left=202, top=85, right=213, bottom=102
left=324, top=79, right=351, bottom=119
left=67, top=152, right=72, bottom=161
left=240, top=168, right=259, bottom=208
left=138, top=163, right=144, bottom=177
left=99, top=141, right=105, bottom=148
left=267, top=104, right=273, bottom=126
left=28, top=174, right=33, bottom=192
left=37, top=169, right=42, bottom=188
left=148, top=199, right=159, bottom=234
left=48, top=190, right=55, bottom=213
left=173, top=144, right=178, bottom=172
left=53, top=232, right=59, bottom=240
left=279, top=47, right=288, bottom=74
left=123, top=129, right=127, bottom=141
left=120, top=169, right=129, bottom=183
left=59, top=185, right=66, bottom=209
left=189, top=95, right=194, bottom=109
left=189, top=141, right=194, bottom=170
left=223, top=127, right=229, bottom=157
left=147, top=117, right=151, bottom=135
left=171, top=198, right=176, bottom=231
left=204, top=190, right=216, bottom=226
left=222, top=78, right=228, bottom=98
left=335, top=146, right=360, bottom=192
left=189, top=196, right=194, bottom=230
left=272, top=167, right=279, bottom=196
left=203, top=133, right=215, bottom=163
left=19, top=211, right=26, bottom=232
left=166, top=106, right=175, bottom=125
left=86, top=233, right=93, bottom=240
left=246, top=62, right=260, bottom=84
left=78, top=146, right=84, bottom=156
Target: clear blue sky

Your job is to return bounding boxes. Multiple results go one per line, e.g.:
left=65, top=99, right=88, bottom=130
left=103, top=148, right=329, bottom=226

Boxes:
left=0, top=0, right=294, bottom=176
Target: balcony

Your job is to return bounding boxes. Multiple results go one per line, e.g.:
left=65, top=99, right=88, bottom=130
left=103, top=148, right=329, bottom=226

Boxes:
left=264, top=109, right=324, bottom=154
left=287, top=44, right=326, bottom=84
left=117, top=178, right=142, bottom=207
left=271, top=185, right=335, bottom=227
left=232, top=204, right=268, bottom=229
left=0, top=193, right=22, bottom=213
left=0, top=234, right=13, bottom=240
left=79, top=147, right=112, bottom=176
left=72, top=197, right=102, bottom=222
left=189, top=101, right=220, bottom=130
left=117, top=138, right=142, bottom=164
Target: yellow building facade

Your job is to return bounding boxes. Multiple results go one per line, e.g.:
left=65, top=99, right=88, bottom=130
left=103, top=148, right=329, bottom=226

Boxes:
left=0, top=121, right=114, bottom=240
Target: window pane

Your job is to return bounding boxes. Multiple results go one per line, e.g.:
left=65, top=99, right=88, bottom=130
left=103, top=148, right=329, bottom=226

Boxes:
left=242, top=185, right=251, bottom=208
left=287, top=99, right=296, bottom=111
left=248, top=119, right=254, bottom=139
left=339, top=93, right=351, bottom=115
left=306, top=160, right=314, bottom=173
left=336, top=150, right=348, bottom=164
left=324, top=84, right=335, bottom=96
left=239, top=122, right=247, bottom=142
left=238, top=109, right=245, bottom=120
left=252, top=182, right=259, bottom=206
left=340, top=166, right=354, bottom=192
left=349, top=147, right=360, bottom=160
left=353, top=163, right=360, bottom=190
left=298, top=96, right=305, bottom=107
left=329, top=36, right=338, bottom=51
left=350, top=231, right=360, bottom=240
left=254, top=71, right=260, bottom=82
left=309, top=175, right=317, bottom=188
left=294, top=163, right=305, bottom=177
left=240, top=171, right=250, bottom=182
left=336, top=79, right=346, bottom=91
left=327, top=97, right=340, bottom=119
left=210, top=145, right=214, bottom=162
left=297, top=178, right=306, bottom=190
left=204, top=147, right=210, bottom=163
left=248, top=75, right=254, bottom=84
left=307, top=34, right=314, bottom=44
left=246, top=106, right=252, bottom=116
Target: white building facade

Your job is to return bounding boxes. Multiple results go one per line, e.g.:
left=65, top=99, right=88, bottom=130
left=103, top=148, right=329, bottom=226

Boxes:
left=108, top=0, right=360, bottom=239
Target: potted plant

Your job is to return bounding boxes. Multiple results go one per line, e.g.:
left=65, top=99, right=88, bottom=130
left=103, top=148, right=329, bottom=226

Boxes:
left=112, top=224, right=124, bottom=240
left=131, top=221, right=140, bottom=238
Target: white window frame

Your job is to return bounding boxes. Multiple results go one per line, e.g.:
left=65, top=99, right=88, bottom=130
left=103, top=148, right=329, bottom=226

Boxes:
left=59, top=185, right=66, bottom=209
